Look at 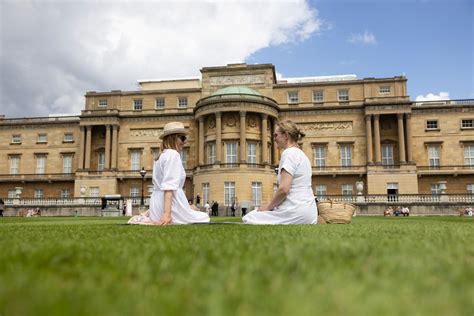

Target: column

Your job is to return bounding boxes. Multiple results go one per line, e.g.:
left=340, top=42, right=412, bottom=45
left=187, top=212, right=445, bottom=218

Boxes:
left=373, top=115, right=381, bottom=164
left=240, top=111, right=247, bottom=163
left=198, top=117, right=204, bottom=165
left=397, top=113, right=406, bottom=164
left=111, top=125, right=118, bottom=169
left=215, top=112, right=222, bottom=164
left=261, top=114, right=268, bottom=164
left=78, top=126, right=85, bottom=169
left=84, top=125, right=92, bottom=169
left=105, top=125, right=111, bottom=169
left=272, top=118, right=278, bottom=165
left=365, top=115, right=373, bottom=165
left=405, top=113, right=413, bottom=162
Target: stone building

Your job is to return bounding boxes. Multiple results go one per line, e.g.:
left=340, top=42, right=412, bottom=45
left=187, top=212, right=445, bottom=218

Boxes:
left=1, top=63, right=473, bottom=208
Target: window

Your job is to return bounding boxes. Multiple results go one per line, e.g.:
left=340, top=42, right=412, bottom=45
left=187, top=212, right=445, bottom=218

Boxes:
left=340, top=144, right=352, bottom=167
left=34, top=189, right=44, bottom=199
left=315, top=185, right=327, bottom=199
left=97, top=152, right=105, bottom=171
left=313, top=90, right=324, bottom=102
left=130, top=150, right=141, bottom=171
left=427, top=145, right=441, bottom=167
left=338, top=89, right=349, bottom=101
left=461, top=119, right=474, bottom=129
left=178, top=97, right=188, bottom=108
left=313, top=145, right=326, bottom=169
left=252, top=182, right=262, bottom=206
left=63, top=154, right=73, bottom=174
left=208, top=142, right=216, bottom=164
left=64, top=133, right=74, bottom=142
left=98, top=100, right=108, bottom=107
left=202, top=183, right=210, bottom=205
left=130, top=187, right=140, bottom=198
left=9, top=156, right=20, bottom=175
left=342, top=184, right=353, bottom=196
left=8, top=190, right=16, bottom=199
left=382, top=144, right=394, bottom=166
left=37, top=134, right=47, bottom=143
left=464, top=144, right=474, bottom=166
left=226, top=142, right=237, bottom=164
left=11, top=134, right=21, bottom=144
left=379, top=86, right=391, bottom=94
left=426, top=120, right=439, bottom=130
left=36, top=155, right=46, bottom=175
left=224, top=182, right=235, bottom=206
left=61, top=189, right=71, bottom=198
left=180, top=148, right=188, bottom=169
left=156, top=98, right=165, bottom=110
left=90, top=187, right=100, bottom=198
left=248, top=143, right=257, bottom=166
left=288, top=91, right=299, bottom=104
left=151, top=148, right=161, bottom=161
left=467, top=184, right=474, bottom=194
left=431, top=184, right=442, bottom=195
left=133, top=99, right=142, bottom=111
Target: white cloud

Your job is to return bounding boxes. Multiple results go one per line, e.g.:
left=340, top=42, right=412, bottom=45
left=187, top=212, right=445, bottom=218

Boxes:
left=348, top=31, right=376, bottom=45
left=0, top=0, right=321, bottom=117
left=415, top=92, right=450, bottom=101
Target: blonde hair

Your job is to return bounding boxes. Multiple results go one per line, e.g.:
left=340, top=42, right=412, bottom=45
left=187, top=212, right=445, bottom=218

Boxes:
left=276, top=120, right=305, bottom=142
left=161, top=134, right=181, bottom=151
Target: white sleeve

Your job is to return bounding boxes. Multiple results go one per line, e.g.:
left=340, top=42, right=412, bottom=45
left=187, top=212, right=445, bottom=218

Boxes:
left=279, top=150, right=298, bottom=176
left=160, top=151, right=183, bottom=190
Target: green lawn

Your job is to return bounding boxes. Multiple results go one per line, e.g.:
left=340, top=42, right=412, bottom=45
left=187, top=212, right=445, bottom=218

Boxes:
left=0, top=216, right=473, bottom=316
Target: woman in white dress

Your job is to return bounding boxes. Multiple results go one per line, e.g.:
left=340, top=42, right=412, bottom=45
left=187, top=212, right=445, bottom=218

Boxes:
left=243, top=120, right=317, bottom=224
left=128, top=121, right=210, bottom=225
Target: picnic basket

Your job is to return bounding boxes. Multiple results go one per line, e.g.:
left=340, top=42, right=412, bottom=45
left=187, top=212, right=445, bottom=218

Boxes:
left=317, top=200, right=356, bottom=224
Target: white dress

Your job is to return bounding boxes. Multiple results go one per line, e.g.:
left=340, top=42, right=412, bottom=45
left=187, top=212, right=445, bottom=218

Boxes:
left=243, top=147, right=318, bottom=224
left=149, top=149, right=210, bottom=224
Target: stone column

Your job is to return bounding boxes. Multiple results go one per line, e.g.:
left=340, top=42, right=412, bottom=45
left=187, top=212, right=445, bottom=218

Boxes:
left=84, top=125, right=92, bottom=169
left=405, top=113, right=413, bottom=162
left=240, top=111, right=247, bottom=163
left=105, top=125, right=111, bottom=169
left=78, top=126, right=85, bottom=169
left=215, top=112, right=222, bottom=164
left=261, top=114, right=268, bottom=164
left=397, top=113, right=406, bottom=164
left=198, top=117, right=204, bottom=165
left=365, top=115, right=373, bottom=165
left=272, top=118, right=278, bottom=165
left=111, top=125, right=118, bottom=169
left=373, top=115, right=381, bottom=164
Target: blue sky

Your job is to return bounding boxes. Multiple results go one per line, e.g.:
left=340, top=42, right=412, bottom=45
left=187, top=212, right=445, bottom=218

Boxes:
left=0, top=0, right=472, bottom=117
left=249, top=0, right=473, bottom=100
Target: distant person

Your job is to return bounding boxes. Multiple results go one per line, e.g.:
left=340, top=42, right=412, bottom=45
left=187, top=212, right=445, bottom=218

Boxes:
left=402, top=206, right=410, bottom=217
left=0, top=198, right=4, bottom=217
left=394, top=206, right=401, bottom=216
left=128, top=122, right=209, bottom=225
left=195, top=194, right=201, bottom=207
left=204, top=201, right=211, bottom=215
left=212, top=201, right=219, bottom=216
left=466, top=206, right=473, bottom=217
left=384, top=206, right=393, bottom=216
left=243, top=120, right=317, bottom=224
left=230, top=199, right=236, bottom=217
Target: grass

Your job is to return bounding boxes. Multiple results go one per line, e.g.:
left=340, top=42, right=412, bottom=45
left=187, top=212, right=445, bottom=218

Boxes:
left=0, top=216, right=473, bottom=316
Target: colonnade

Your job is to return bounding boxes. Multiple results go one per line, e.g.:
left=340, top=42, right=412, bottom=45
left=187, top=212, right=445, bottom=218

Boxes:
left=196, top=111, right=276, bottom=166
left=365, top=113, right=413, bottom=165
left=77, top=125, right=119, bottom=170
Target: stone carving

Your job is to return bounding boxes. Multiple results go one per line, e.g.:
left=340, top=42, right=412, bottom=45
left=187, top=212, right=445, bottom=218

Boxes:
left=248, top=117, right=257, bottom=128
left=210, top=74, right=265, bottom=86
left=226, top=115, right=237, bottom=127
left=130, top=129, right=163, bottom=137
left=300, top=122, right=353, bottom=135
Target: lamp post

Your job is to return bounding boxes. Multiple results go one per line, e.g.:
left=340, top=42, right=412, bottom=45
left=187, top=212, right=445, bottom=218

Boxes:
left=140, top=167, right=146, bottom=206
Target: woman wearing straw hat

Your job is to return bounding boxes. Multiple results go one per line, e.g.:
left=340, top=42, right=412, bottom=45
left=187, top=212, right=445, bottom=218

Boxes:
left=129, top=121, right=209, bottom=225
left=243, top=120, right=317, bottom=224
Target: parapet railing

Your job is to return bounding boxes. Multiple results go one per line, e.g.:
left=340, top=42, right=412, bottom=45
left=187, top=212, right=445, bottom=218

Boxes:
left=413, top=99, right=474, bottom=107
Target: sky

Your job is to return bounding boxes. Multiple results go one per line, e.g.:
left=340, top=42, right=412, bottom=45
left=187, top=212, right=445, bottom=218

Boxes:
left=0, top=0, right=472, bottom=118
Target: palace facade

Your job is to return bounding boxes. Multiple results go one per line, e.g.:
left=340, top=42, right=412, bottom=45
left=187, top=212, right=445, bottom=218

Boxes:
left=1, top=63, right=473, bottom=208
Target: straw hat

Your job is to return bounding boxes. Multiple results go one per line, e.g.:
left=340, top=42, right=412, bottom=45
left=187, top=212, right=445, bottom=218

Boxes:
left=160, top=121, right=188, bottom=139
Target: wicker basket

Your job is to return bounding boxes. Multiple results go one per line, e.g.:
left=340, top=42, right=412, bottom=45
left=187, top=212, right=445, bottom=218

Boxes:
left=317, top=200, right=356, bottom=224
